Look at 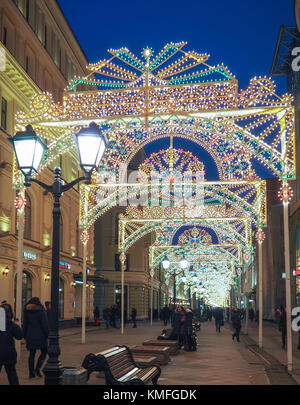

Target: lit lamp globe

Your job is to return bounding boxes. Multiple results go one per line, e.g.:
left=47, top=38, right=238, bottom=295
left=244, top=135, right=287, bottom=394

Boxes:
left=8, top=125, right=47, bottom=185
left=181, top=276, right=187, bottom=283
left=192, top=274, right=198, bottom=282
left=74, top=122, right=108, bottom=176
left=162, top=257, right=170, bottom=270
left=180, top=257, right=189, bottom=270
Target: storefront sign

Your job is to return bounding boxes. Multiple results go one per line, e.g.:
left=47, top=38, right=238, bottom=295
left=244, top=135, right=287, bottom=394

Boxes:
left=23, top=250, right=36, bottom=261
left=59, top=261, right=71, bottom=270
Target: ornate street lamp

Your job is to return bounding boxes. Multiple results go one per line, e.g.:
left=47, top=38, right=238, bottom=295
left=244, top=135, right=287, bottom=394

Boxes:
left=180, top=257, right=189, bottom=270
left=9, top=122, right=106, bottom=385
left=162, top=256, right=170, bottom=270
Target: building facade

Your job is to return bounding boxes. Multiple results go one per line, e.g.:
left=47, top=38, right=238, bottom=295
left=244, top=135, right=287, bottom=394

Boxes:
left=0, top=0, right=96, bottom=325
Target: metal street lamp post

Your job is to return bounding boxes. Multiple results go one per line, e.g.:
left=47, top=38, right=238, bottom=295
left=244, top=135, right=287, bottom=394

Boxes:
left=9, top=123, right=107, bottom=385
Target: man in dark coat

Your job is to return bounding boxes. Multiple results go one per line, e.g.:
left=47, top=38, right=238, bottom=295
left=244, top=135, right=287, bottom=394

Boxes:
left=0, top=303, right=23, bottom=385
left=279, top=307, right=287, bottom=349
left=213, top=307, right=224, bottom=333
left=162, top=305, right=170, bottom=326
left=23, top=297, right=49, bottom=378
left=94, top=306, right=100, bottom=326
left=231, top=307, right=241, bottom=342
left=131, top=306, right=137, bottom=328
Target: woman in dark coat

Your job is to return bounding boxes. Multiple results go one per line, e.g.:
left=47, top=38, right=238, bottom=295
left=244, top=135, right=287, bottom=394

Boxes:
left=23, top=297, right=49, bottom=378
left=0, top=303, right=23, bottom=385
left=184, top=308, right=194, bottom=351
left=171, top=305, right=186, bottom=348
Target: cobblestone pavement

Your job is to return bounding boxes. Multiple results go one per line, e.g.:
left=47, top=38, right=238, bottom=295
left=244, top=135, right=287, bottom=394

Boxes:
left=0, top=319, right=278, bottom=386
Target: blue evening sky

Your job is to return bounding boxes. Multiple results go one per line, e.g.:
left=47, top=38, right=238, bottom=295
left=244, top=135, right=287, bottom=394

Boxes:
left=58, top=0, right=295, bottom=179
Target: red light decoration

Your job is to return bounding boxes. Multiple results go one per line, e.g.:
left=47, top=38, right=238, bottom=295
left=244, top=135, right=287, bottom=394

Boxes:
left=80, top=230, right=89, bottom=245
left=278, top=184, right=293, bottom=203
left=255, top=230, right=265, bottom=244
left=15, top=193, right=26, bottom=211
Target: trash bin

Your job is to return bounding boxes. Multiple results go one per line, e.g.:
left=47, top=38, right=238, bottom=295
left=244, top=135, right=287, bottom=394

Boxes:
left=62, top=366, right=88, bottom=385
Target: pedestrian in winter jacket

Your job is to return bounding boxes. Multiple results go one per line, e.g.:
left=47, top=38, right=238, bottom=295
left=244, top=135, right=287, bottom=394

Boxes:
left=0, top=303, right=23, bottom=385
left=22, top=297, right=49, bottom=378
left=184, top=308, right=194, bottom=351
left=231, top=307, right=241, bottom=342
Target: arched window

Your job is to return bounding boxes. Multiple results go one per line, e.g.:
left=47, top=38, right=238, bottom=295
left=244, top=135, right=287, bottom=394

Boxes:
left=24, top=192, right=31, bottom=239
left=14, top=270, right=32, bottom=317
left=59, top=277, right=64, bottom=319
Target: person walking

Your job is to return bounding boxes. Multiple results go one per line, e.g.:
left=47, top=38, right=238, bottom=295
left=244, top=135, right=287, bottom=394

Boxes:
left=22, top=297, right=49, bottom=378
left=94, top=306, right=100, bottom=326
left=279, top=307, right=287, bottom=349
left=213, top=307, right=224, bottom=333
left=114, top=304, right=121, bottom=329
left=208, top=307, right=213, bottom=322
left=0, top=303, right=23, bottom=385
left=44, top=301, right=51, bottom=325
left=171, top=305, right=186, bottom=349
left=184, top=308, right=194, bottom=351
left=249, top=307, right=255, bottom=322
left=103, top=307, right=110, bottom=329
left=275, top=307, right=281, bottom=330
left=131, top=305, right=137, bottom=328
left=231, top=307, right=241, bottom=342
left=162, top=305, right=170, bottom=326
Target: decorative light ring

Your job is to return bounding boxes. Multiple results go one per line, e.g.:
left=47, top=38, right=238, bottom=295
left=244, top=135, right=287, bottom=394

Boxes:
left=278, top=184, right=293, bottom=203
left=119, top=252, right=126, bottom=264
left=255, top=230, right=265, bottom=244
left=80, top=230, right=89, bottom=245
left=15, top=193, right=26, bottom=212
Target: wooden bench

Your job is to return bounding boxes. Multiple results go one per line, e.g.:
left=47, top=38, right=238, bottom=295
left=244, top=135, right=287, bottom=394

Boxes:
left=133, top=356, right=158, bottom=367
left=130, top=345, right=170, bottom=365
left=142, top=340, right=179, bottom=355
left=81, top=345, right=161, bottom=385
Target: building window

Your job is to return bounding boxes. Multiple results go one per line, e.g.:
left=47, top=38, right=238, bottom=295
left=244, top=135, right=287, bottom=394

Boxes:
left=59, top=277, right=64, bottom=319
left=2, top=27, right=7, bottom=47
left=1, top=97, right=7, bottom=130
left=24, top=192, right=31, bottom=239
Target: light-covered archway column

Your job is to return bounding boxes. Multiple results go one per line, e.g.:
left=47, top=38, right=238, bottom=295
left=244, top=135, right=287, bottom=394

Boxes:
left=256, top=228, right=265, bottom=349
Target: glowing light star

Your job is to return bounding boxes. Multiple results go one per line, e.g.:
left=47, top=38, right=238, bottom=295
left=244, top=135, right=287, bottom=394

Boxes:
left=278, top=184, right=294, bottom=203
